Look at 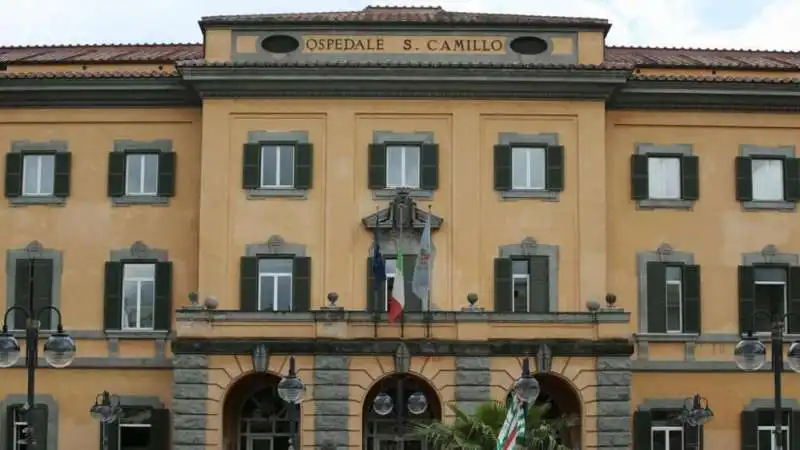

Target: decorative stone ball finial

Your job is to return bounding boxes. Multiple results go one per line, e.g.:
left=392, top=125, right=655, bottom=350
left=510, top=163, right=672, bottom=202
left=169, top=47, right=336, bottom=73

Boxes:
left=188, top=292, right=199, bottom=306
left=204, top=296, right=219, bottom=310
left=327, top=292, right=339, bottom=307
left=605, top=293, right=617, bottom=308
left=586, top=299, right=600, bottom=312
left=467, top=293, right=479, bottom=306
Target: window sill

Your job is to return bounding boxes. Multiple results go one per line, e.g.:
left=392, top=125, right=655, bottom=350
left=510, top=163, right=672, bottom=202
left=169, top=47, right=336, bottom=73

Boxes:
left=741, top=200, right=796, bottom=211
left=247, top=188, right=308, bottom=199
left=372, top=189, right=433, bottom=200
left=104, top=330, right=170, bottom=339
left=633, top=332, right=699, bottom=342
left=636, top=199, right=693, bottom=210
left=500, top=190, right=559, bottom=201
left=111, top=195, right=170, bottom=206
left=9, top=196, right=66, bottom=206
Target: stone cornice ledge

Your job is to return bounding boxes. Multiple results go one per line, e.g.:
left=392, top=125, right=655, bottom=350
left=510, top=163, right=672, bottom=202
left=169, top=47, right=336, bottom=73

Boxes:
left=176, top=309, right=630, bottom=324
left=179, top=66, right=630, bottom=100
left=0, top=77, right=200, bottom=108
left=610, top=79, right=800, bottom=112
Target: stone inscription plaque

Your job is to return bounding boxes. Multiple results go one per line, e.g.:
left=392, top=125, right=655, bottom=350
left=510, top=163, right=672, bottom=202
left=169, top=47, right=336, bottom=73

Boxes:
left=302, top=35, right=507, bottom=54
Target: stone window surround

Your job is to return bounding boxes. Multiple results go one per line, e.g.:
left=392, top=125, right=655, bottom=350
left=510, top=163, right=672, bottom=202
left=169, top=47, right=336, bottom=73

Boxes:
left=740, top=144, right=797, bottom=211
left=245, top=235, right=307, bottom=257
left=4, top=241, right=63, bottom=334
left=741, top=244, right=800, bottom=338
left=0, top=394, right=59, bottom=450
left=498, top=236, right=559, bottom=313
left=246, top=131, right=310, bottom=200
left=106, top=241, right=170, bottom=339
left=498, top=132, right=560, bottom=201
left=372, top=130, right=435, bottom=200
left=9, top=140, right=69, bottom=206
left=636, top=243, right=695, bottom=338
left=635, top=143, right=694, bottom=210
left=111, top=139, right=173, bottom=207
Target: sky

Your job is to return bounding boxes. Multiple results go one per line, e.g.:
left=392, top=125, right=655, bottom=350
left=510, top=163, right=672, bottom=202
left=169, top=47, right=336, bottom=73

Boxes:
left=1, top=0, right=799, bottom=51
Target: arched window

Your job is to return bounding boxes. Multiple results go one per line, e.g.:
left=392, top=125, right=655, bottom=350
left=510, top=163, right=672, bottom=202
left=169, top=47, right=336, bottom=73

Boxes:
left=363, top=374, right=442, bottom=450
left=223, top=373, right=300, bottom=450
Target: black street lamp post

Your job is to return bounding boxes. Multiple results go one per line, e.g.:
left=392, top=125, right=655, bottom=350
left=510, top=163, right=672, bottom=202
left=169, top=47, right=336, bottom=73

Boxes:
left=679, top=394, right=714, bottom=450
left=0, top=255, right=76, bottom=449
left=277, top=356, right=306, bottom=450
left=90, top=391, right=123, bottom=450
left=734, top=311, right=800, bottom=450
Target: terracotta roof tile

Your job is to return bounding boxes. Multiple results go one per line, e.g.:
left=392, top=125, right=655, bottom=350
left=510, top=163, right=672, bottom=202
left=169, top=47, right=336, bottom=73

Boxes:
left=0, top=70, right=180, bottom=79
left=200, top=6, right=610, bottom=29
left=630, top=73, right=800, bottom=84
left=0, top=43, right=202, bottom=64
left=607, top=46, right=800, bottom=70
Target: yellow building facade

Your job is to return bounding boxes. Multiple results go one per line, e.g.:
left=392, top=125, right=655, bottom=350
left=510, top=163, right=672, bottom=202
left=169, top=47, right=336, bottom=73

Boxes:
left=0, top=5, right=799, bottom=450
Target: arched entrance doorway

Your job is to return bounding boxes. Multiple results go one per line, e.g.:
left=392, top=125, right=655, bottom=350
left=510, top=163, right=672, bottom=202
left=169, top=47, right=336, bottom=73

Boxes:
left=222, top=372, right=301, bottom=450
left=363, top=373, right=442, bottom=450
left=507, top=373, right=582, bottom=449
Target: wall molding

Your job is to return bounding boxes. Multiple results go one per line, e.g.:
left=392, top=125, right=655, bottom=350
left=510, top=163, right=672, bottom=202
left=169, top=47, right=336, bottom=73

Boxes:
left=245, top=235, right=306, bottom=257
left=498, top=236, right=559, bottom=313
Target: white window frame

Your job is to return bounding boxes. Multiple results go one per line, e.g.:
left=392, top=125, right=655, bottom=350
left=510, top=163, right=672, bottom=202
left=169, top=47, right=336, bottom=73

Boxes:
left=511, top=260, right=530, bottom=313
left=21, top=154, right=55, bottom=197
left=511, top=147, right=546, bottom=191
left=13, top=409, right=29, bottom=450
left=754, top=279, right=788, bottom=335
left=258, top=267, right=293, bottom=312
left=651, top=425, right=684, bottom=450
left=758, top=425, right=789, bottom=450
left=125, top=153, right=158, bottom=196
left=260, top=145, right=295, bottom=189
left=121, top=264, right=156, bottom=331
left=665, top=268, right=683, bottom=334
left=647, top=156, right=682, bottom=200
left=751, top=158, right=785, bottom=202
left=386, top=145, right=420, bottom=189
left=119, top=422, right=152, bottom=450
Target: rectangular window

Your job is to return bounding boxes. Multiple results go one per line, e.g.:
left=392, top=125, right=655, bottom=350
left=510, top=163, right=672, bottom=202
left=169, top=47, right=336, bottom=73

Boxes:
left=125, top=153, right=159, bottom=196
left=122, top=264, right=156, bottom=330
left=651, top=425, right=683, bottom=450
left=758, top=426, right=789, bottom=450
left=260, top=145, right=295, bottom=188
left=752, top=159, right=785, bottom=201
left=754, top=267, right=787, bottom=333
left=258, top=259, right=293, bottom=311
left=665, top=266, right=683, bottom=333
left=648, top=157, right=681, bottom=200
left=385, top=258, right=397, bottom=311
left=119, top=422, right=152, bottom=450
left=512, top=259, right=530, bottom=313
left=386, top=145, right=420, bottom=189
left=13, top=408, right=30, bottom=450
left=21, top=154, right=55, bottom=196
left=511, top=147, right=546, bottom=190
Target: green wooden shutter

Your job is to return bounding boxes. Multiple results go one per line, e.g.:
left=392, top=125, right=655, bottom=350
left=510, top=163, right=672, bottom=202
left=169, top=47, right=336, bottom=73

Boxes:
left=107, top=152, right=126, bottom=197
left=148, top=408, right=171, bottom=450
left=684, top=424, right=700, bottom=450
left=292, top=257, right=311, bottom=312
left=4, top=153, right=23, bottom=198
left=630, top=154, right=649, bottom=200
left=646, top=262, right=667, bottom=333
left=157, top=152, right=176, bottom=197
left=242, top=143, right=262, bottom=189
left=294, top=143, right=314, bottom=189
left=528, top=255, right=549, bottom=313
left=493, top=144, right=512, bottom=191
left=154, top=262, right=173, bottom=331
left=403, top=254, right=421, bottom=311
left=494, top=258, right=513, bottom=312
left=681, top=155, right=700, bottom=201
left=5, top=405, right=15, bottom=450
left=100, top=422, right=120, bottom=450
left=32, top=259, right=54, bottom=330
left=368, top=143, right=387, bottom=189
left=14, top=258, right=32, bottom=330
left=788, top=267, right=800, bottom=334
left=419, top=143, right=439, bottom=190
left=735, top=157, right=753, bottom=202
left=240, top=256, right=259, bottom=312
left=103, top=262, right=124, bottom=330
left=682, top=264, right=701, bottom=334
left=738, top=265, right=756, bottom=334
left=633, top=410, right=652, bottom=450
left=791, top=410, right=800, bottom=450
left=545, top=145, right=565, bottom=192
left=784, top=157, right=800, bottom=202
left=29, top=404, right=48, bottom=450
left=741, top=410, right=758, bottom=450
left=53, top=152, right=72, bottom=198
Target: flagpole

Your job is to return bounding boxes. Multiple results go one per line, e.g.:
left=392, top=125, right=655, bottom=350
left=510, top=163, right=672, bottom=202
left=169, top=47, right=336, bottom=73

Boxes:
left=373, top=207, right=381, bottom=339
left=398, top=202, right=406, bottom=339
left=424, top=204, right=433, bottom=339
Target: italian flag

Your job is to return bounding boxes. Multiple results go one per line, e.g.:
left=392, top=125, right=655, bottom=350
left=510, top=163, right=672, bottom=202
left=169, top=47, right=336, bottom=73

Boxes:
left=497, top=395, right=526, bottom=450
left=388, top=245, right=405, bottom=323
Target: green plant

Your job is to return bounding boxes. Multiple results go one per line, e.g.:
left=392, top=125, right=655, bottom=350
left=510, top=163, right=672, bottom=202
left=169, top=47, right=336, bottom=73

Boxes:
left=412, top=400, right=573, bottom=450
